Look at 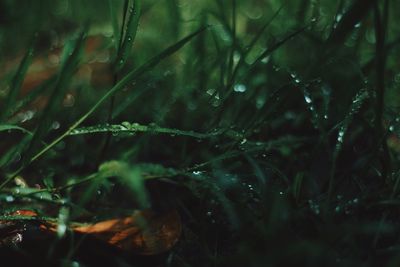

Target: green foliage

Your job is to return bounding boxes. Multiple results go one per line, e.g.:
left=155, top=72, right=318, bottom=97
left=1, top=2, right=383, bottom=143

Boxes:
left=1, top=0, right=400, bottom=266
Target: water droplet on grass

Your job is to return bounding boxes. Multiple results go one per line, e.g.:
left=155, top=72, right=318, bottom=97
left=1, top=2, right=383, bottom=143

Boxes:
left=5, top=195, right=14, bottom=202
left=121, top=121, right=131, bottom=129
left=261, top=56, right=270, bottom=64
left=337, top=130, right=345, bottom=143
left=234, top=84, right=247, bottom=93
left=335, top=13, right=343, bottom=22
left=52, top=121, right=60, bottom=130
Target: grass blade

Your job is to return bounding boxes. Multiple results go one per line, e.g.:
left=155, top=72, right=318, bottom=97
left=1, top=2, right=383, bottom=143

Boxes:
left=108, top=0, right=121, bottom=50
left=0, top=124, right=33, bottom=135
left=69, top=122, right=223, bottom=139
left=7, top=77, right=56, bottom=120
left=115, top=0, right=141, bottom=72
left=327, top=0, right=377, bottom=45
left=1, top=37, right=35, bottom=121
left=327, top=88, right=369, bottom=201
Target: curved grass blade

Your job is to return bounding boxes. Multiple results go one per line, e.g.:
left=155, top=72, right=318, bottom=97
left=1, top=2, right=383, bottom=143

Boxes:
left=1, top=38, right=35, bottom=121
left=0, top=124, right=33, bottom=135
left=7, top=77, right=56, bottom=120
left=0, top=125, right=33, bottom=168
left=0, top=135, right=31, bottom=169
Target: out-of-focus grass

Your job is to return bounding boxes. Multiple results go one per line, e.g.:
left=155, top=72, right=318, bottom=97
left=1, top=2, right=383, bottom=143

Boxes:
left=1, top=0, right=400, bottom=266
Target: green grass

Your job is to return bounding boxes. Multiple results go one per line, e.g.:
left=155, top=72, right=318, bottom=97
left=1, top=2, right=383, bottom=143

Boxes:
left=1, top=0, right=400, bottom=266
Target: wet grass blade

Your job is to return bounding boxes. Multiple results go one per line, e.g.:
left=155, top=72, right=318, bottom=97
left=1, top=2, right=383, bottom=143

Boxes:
left=327, top=0, right=377, bottom=45
left=291, top=173, right=304, bottom=203
left=0, top=125, right=33, bottom=169
left=1, top=38, right=35, bottom=121
left=227, top=0, right=237, bottom=82
left=108, top=0, right=121, bottom=50
left=327, top=88, right=369, bottom=201
left=0, top=135, right=31, bottom=168
left=373, top=0, right=390, bottom=182
left=7, top=77, right=56, bottom=120
left=69, top=122, right=223, bottom=139
left=115, top=0, right=141, bottom=72
left=0, top=124, right=33, bottom=135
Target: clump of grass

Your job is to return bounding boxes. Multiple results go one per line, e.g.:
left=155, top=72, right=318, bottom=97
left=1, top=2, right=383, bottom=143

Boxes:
left=1, top=0, right=400, bottom=266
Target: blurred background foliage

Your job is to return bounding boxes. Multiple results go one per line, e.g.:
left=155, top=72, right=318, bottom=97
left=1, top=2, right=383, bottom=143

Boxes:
left=1, top=0, right=400, bottom=266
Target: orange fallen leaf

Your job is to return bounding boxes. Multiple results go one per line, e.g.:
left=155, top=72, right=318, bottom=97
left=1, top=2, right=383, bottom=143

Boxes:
left=39, top=209, right=182, bottom=255
left=1, top=209, right=181, bottom=255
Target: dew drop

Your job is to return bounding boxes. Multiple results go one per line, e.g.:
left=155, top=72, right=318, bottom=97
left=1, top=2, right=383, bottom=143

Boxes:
left=304, top=95, right=312, bottom=103
left=121, top=121, right=131, bottom=129
left=261, top=56, right=270, bottom=64
left=5, top=195, right=14, bottom=202
left=52, top=121, right=60, bottom=130
left=234, top=84, right=247, bottom=93
left=335, top=13, right=343, bottom=23
left=337, top=130, right=345, bottom=143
